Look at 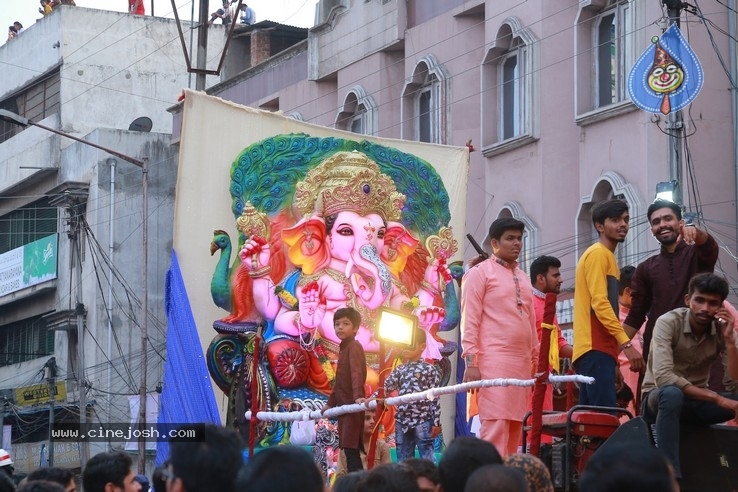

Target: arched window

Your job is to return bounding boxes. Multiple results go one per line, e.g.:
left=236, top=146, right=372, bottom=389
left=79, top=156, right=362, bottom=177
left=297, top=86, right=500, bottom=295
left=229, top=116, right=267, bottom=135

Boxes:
left=481, top=17, right=538, bottom=156
left=575, top=0, right=635, bottom=121
left=335, top=86, right=377, bottom=135
left=401, top=55, right=449, bottom=144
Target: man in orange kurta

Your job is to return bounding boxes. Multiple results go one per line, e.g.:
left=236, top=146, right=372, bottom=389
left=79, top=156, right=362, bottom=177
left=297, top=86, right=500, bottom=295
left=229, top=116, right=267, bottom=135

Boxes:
left=461, top=218, right=539, bottom=457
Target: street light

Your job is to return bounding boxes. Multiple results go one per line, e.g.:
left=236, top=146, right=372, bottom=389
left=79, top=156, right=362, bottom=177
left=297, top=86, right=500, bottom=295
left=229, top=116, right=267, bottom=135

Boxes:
left=0, top=110, right=144, bottom=168
left=655, top=180, right=678, bottom=202
left=0, top=109, right=151, bottom=473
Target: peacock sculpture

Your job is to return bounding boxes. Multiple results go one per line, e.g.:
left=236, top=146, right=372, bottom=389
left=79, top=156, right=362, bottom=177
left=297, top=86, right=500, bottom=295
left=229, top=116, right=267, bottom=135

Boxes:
left=210, top=230, right=235, bottom=313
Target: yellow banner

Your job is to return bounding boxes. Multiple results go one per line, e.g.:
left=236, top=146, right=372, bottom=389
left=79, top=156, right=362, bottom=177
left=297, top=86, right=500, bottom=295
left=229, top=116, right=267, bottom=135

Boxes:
left=14, top=381, right=66, bottom=406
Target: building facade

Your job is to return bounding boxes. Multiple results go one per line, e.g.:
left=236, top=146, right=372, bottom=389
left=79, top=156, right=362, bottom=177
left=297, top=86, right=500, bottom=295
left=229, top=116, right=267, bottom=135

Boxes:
left=0, top=6, right=224, bottom=472
left=191, top=0, right=737, bottom=299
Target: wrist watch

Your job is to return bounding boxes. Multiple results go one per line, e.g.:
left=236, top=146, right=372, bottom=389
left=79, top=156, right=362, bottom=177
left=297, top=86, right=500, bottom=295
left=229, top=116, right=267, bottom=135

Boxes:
left=464, top=354, right=478, bottom=368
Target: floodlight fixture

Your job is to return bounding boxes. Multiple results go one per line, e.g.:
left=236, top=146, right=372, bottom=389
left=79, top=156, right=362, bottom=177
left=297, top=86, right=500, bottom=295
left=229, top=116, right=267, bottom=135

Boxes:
left=655, top=180, right=678, bottom=202
left=376, top=307, right=417, bottom=349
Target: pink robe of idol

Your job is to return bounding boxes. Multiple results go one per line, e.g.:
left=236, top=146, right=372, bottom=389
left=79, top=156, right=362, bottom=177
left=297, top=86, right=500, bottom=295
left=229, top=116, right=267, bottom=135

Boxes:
left=461, top=258, right=540, bottom=422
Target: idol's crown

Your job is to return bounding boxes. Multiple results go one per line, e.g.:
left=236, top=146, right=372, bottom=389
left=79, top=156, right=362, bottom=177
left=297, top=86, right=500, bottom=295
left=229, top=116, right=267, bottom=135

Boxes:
left=294, top=151, right=405, bottom=222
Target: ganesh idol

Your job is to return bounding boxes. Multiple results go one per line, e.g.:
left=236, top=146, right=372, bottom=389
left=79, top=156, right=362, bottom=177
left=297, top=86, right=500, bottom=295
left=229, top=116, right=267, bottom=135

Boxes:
left=238, top=151, right=451, bottom=376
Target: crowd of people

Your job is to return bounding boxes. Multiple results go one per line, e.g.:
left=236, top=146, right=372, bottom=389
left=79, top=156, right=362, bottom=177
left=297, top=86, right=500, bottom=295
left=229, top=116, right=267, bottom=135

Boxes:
left=234, top=195, right=736, bottom=492
left=0, top=424, right=681, bottom=492
left=458, top=198, right=737, bottom=489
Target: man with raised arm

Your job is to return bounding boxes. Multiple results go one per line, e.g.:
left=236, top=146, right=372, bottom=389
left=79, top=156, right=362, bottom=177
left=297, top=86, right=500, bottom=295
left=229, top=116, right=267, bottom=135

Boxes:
left=623, top=198, right=718, bottom=367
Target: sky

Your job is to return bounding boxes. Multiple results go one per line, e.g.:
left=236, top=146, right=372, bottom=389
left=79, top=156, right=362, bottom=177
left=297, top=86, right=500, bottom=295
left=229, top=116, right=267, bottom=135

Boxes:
left=5, top=0, right=316, bottom=37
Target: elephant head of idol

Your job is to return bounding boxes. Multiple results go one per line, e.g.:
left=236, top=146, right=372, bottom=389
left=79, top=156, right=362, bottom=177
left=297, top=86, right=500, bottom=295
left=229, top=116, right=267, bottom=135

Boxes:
left=282, top=151, right=407, bottom=309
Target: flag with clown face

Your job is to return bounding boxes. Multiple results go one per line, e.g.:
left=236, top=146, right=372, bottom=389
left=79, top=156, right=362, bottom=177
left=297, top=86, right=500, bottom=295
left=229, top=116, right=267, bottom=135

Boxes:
left=627, top=24, right=703, bottom=115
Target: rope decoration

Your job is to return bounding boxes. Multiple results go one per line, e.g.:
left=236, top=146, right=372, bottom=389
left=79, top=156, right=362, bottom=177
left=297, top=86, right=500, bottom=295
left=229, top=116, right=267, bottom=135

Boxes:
left=244, top=374, right=594, bottom=422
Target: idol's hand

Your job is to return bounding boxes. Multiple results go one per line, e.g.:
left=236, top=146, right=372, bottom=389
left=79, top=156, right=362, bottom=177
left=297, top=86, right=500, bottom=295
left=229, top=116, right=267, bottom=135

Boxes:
left=415, top=306, right=446, bottom=327
left=298, top=281, right=326, bottom=329
left=238, top=235, right=270, bottom=270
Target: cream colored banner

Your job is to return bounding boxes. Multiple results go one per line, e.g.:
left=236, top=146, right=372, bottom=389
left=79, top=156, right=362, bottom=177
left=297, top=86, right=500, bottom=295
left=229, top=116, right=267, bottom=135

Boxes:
left=172, top=90, right=468, bottom=415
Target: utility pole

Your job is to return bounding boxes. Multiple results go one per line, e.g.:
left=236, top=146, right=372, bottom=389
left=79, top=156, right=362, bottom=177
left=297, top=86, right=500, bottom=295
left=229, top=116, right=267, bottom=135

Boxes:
left=137, top=156, right=149, bottom=474
left=46, top=182, right=90, bottom=470
left=664, top=0, right=685, bottom=207
left=74, top=204, right=88, bottom=468
left=69, top=194, right=89, bottom=469
left=0, top=398, right=6, bottom=449
left=45, top=357, right=57, bottom=467
left=196, top=0, right=210, bottom=90
left=729, top=0, right=738, bottom=272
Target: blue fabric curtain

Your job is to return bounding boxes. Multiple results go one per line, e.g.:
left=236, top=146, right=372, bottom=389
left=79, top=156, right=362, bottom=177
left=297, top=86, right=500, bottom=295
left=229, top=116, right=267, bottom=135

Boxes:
left=454, top=339, right=472, bottom=438
left=156, top=250, right=222, bottom=465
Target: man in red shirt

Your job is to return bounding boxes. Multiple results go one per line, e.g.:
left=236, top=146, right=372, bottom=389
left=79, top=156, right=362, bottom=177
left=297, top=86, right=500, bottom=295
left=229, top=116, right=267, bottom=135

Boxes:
left=528, top=255, right=572, bottom=418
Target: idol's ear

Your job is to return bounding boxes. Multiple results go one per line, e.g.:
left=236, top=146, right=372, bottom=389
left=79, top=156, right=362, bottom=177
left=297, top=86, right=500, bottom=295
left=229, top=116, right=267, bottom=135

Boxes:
left=282, top=215, right=329, bottom=275
left=382, top=221, right=420, bottom=276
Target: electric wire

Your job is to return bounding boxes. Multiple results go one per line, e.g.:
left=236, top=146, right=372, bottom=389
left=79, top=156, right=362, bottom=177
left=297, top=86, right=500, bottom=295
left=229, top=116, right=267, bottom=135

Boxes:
left=82, top=225, right=139, bottom=390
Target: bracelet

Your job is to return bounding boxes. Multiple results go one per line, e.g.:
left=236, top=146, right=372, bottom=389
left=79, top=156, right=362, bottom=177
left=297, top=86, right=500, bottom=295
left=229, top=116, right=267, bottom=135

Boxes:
left=620, top=341, right=633, bottom=350
left=248, top=265, right=271, bottom=278
left=463, top=354, right=478, bottom=368
left=420, top=280, right=441, bottom=297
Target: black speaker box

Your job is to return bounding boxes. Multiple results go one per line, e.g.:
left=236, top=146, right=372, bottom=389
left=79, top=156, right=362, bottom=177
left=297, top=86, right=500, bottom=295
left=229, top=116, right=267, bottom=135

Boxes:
left=591, top=416, right=653, bottom=453
left=591, top=419, right=738, bottom=491
left=680, top=424, right=738, bottom=492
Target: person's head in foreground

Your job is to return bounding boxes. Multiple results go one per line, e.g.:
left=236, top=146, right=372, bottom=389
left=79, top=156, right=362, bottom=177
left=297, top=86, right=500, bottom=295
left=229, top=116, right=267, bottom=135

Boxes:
left=403, top=458, right=439, bottom=492
left=464, top=464, right=528, bottom=492
left=82, top=452, right=140, bottom=492
left=236, top=445, right=323, bottom=492
left=438, top=436, right=503, bottom=492
left=355, top=463, right=419, bottom=492
left=168, top=423, right=244, bottom=492
left=504, top=454, right=553, bottom=492
left=578, top=442, right=679, bottom=492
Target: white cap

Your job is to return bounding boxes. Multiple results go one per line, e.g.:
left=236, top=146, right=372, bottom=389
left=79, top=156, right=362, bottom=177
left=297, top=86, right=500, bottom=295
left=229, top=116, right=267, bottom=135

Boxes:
left=0, top=449, right=11, bottom=467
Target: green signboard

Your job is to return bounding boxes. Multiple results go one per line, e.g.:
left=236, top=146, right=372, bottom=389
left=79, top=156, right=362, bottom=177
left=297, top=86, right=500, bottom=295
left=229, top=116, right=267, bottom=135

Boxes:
left=0, top=234, right=58, bottom=297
